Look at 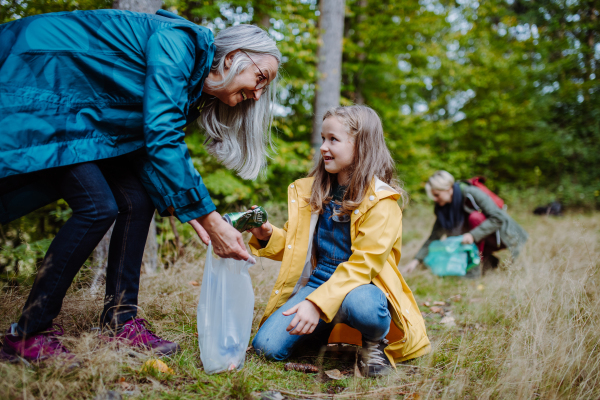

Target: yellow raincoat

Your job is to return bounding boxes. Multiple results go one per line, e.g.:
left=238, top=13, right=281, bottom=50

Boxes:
left=249, top=177, right=431, bottom=364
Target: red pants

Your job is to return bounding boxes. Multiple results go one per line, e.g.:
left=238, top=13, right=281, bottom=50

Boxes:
left=468, top=212, right=505, bottom=259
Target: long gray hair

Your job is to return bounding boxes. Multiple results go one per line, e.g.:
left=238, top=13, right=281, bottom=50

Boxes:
left=199, top=24, right=281, bottom=180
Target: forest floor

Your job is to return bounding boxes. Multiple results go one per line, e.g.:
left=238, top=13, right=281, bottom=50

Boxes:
left=1, top=204, right=599, bottom=399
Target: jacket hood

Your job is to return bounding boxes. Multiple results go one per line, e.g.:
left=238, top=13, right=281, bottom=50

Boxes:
left=155, top=10, right=215, bottom=107
left=293, top=176, right=401, bottom=207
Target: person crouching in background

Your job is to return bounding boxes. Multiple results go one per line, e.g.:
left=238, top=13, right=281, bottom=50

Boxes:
left=402, top=170, right=528, bottom=276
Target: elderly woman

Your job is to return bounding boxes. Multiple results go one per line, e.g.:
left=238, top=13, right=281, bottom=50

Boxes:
left=402, top=171, right=528, bottom=276
left=0, top=9, right=280, bottom=362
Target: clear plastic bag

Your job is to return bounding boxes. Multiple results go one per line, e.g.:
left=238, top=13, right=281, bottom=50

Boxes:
left=197, top=244, right=256, bottom=374
left=424, top=236, right=480, bottom=277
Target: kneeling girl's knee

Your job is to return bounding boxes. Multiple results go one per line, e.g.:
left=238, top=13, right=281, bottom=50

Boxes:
left=343, top=285, right=391, bottom=338
left=252, top=332, right=291, bottom=361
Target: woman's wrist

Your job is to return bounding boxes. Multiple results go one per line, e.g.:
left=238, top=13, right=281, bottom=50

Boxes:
left=197, top=211, right=222, bottom=231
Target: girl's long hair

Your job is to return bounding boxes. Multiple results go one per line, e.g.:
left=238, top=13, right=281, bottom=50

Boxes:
left=308, top=105, right=408, bottom=215
left=199, top=25, right=281, bottom=180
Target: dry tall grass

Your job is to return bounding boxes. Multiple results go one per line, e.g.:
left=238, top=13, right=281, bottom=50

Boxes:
left=401, top=208, right=600, bottom=399
left=0, top=206, right=598, bottom=399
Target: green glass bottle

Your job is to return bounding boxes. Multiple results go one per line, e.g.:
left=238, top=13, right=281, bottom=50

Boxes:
left=222, top=206, right=268, bottom=232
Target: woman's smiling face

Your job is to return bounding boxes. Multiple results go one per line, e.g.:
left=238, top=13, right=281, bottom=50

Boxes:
left=320, top=116, right=355, bottom=184
left=208, top=52, right=279, bottom=107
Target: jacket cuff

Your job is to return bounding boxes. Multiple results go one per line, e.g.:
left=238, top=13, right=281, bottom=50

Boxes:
left=154, top=185, right=216, bottom=223
left=170, top=195, right=216, bottom=223
left=249, top=226, right=285, bottom=257
left=414, top=247, right=428, bottom=262
left=305, top=290, right=338, bottom=323
left=469, top=227, right=486, bottom=243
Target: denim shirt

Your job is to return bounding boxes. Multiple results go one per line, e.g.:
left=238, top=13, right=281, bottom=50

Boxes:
left=307, top=200, right=352, bottom=288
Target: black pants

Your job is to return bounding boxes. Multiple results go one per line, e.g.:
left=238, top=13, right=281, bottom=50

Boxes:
left=10, top=158, right=155, bottom=336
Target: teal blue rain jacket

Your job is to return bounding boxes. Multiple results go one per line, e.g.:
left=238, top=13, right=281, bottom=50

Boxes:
left=0, top=9, right=216, bottom=224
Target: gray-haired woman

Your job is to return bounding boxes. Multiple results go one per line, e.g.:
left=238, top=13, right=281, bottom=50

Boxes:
left=0, top=10, right=280, bottom=362
left=401, top=171, right=528, bottom=276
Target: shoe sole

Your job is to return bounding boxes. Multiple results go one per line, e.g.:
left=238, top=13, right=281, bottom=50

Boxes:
left=153, top=344, right=181, bottom=357
left=0, top=348, right=19, bottom=363
left=0, top=348, right=38, bottom=367
left=361, top=366, right=394, bottom=378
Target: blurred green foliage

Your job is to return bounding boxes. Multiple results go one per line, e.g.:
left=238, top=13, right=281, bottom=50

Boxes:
left=1, top=0, right=599, bottom=280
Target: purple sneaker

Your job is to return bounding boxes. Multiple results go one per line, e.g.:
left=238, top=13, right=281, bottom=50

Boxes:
left=105, top=319, right=180, bottom=356
left=1, top=324, right=73, bottom=363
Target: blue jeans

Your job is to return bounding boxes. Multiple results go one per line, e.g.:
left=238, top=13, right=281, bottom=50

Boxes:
left=12, top=157, right=155, bottom=336
left=252, top=284, right=391, bottom=361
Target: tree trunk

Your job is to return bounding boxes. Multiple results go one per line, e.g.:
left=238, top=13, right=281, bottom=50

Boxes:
left=311, top=0, right=345, bottom=149
left=142, top=215, right=159, bottom=275
left=92, top=0, right=162, bottom=285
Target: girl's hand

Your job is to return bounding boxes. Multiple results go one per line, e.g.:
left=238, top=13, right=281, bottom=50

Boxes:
left=282, top=300, right=321, bottom=335
left=462, top=233, right=475, bottom=244
left=195, top=211, right=251, bottom=261
left=247, top=205, right=273, bottom=241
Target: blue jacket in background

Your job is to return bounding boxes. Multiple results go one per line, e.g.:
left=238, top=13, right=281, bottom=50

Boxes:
left=0, top=9, right=216, bottom=224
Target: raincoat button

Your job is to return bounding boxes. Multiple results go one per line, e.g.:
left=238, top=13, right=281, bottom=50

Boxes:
left=354, top=210, right=359, bottom=214
left=288, top=245, right=292, bottom=249
left=369, top=195, right=375, bottom=201
left=290, top=184, right=295, bottom=188
left=402, top=339, right=407, bottom=343
left=275, top=290, right=279, bottom=294
left=385, top=293, right=390, bottom=296
left=406, top=309, right=410, bottom=314
left=291, top=199, right=295, bottom=203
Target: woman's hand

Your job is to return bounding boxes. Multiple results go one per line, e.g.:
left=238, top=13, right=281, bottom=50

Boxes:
left=462, top=233, right=475, bottom=244
left=282, top=300, right=321, bottom=335
left=195, top=211, right=251, bottom=260
left=401, top=259, right=420, bottom=275
left=188, top=219, right=211, bottom=245
left=247, top=205, right=273, bottom=241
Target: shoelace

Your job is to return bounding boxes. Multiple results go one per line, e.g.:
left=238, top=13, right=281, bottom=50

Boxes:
left=362, top=339, right=389, bottom=366
left=124, top=319, right=163, bottom=343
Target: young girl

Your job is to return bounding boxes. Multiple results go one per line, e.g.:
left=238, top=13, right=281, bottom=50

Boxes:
left=248, top=105, right=430, bottom=377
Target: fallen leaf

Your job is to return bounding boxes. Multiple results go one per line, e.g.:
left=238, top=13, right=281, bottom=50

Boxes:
left=440, top=316, right=456, bottom=326
left=142, top=359, right=174, bottom=375
left=405, top=393, right=421, bottom=400
left=450, top=294, right=462, bottom=302
left=325, top=369, right=344, bottom=380
left=477, top=284, right=485, bottom=291
left=430, top=306, right=444, bottom=314
left=433, top=301, right=446, bottom=306
left=189, top=281, right=200, bottom=286
left=422, top=301, right=431, bottom=307
left=119, top=381, right=134, bottom=391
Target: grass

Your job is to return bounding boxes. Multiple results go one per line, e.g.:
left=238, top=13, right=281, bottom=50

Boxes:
left=1, top=203, right=599, bottom=399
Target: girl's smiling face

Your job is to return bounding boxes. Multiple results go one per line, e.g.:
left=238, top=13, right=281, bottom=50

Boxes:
left=320, top=116, right=355, bottom=184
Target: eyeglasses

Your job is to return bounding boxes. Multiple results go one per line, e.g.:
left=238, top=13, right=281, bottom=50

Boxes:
left=241, top=50, right=270, bottom=90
